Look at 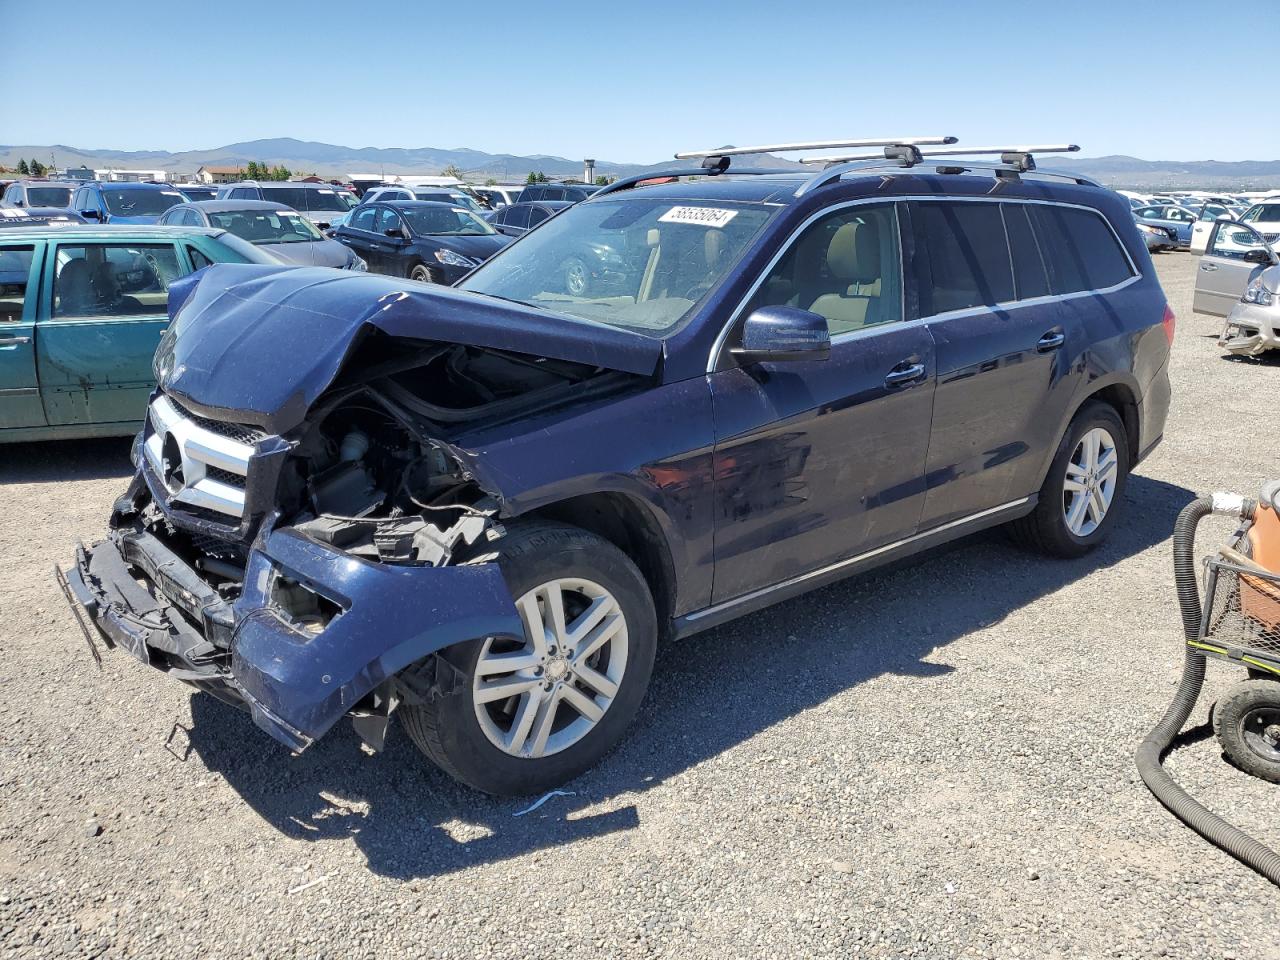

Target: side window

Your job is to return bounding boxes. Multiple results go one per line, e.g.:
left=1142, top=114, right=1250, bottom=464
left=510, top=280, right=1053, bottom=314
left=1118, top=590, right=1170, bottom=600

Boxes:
left=745, top=203, right=902, bottom=336
left=1027, top=205, right=1134, bottom=294
left=1002, top=204, right=1052, bottom=301
left=543, top=188, right=566, bottom=202
left=528, top=206, right=551, bottom=227
left=375, top=208, right=402, bottom=234
left=53, top=244, right=183, bottom=318
left=351, top=206, right=378, bottom=231
left=0, top=246, right=36, bottom=324
left=912, top=201, right=1015, bottom=314
left=183, top=208, right=204, bottom=227
left=522, top=187, right=543, bottom=202
left=186, top=245, right=214, bottom=270
left=1209, top=222, right=1268, bottom=261
left=505, top=206, right=532, bottom=230
left=489, top=208, right=507, bottom=226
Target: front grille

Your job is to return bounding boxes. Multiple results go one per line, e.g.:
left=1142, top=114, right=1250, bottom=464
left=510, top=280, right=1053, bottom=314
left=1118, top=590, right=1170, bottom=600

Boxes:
left=144, top=394, right=257, bottom=520
left=171, top=400, right=267, bottom=445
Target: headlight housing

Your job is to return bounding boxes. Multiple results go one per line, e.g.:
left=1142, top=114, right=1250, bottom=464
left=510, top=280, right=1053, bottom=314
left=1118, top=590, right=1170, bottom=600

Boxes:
left=434, top=248, right=476, bottom=268
left=1243, top=280, right=1275, bottom=306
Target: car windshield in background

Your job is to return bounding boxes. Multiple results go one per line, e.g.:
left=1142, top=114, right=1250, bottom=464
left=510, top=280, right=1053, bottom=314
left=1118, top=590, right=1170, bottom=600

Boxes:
left=28, top=187, right=72, bottom=206
left=1242, top=204, right=1280, bottom=223
left=180, top=188, right=216, bottom=201
left=261, top=188, right=348, bottom=212
left=458, top=197, right=777, bottom=335
left=208, top=209, right=324, bottom=244
left=403, top=207, right=495, bottom=236
left=101, top=188, right=183, bottom=215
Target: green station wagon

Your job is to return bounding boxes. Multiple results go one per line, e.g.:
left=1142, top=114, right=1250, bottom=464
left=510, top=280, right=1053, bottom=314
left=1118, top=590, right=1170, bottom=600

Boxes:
left=0, top=226, right=281, bottom=443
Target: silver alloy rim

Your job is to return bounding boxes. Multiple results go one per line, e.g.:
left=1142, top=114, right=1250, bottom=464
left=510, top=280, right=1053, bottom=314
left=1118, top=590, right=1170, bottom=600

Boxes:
left=472, top=577, right=628, bottom=759
left=1062, top=426, right=1118, bottom=537
left=564, top=260, right=587, bottom=296
left=411, top=266, right=432, bottom=283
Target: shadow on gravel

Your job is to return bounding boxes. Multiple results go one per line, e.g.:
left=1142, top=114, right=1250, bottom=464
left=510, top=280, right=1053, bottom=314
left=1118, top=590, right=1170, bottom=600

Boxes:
left=0, top=437, right=134, bottom=484
left=185, top=473, right=1194, bottom=880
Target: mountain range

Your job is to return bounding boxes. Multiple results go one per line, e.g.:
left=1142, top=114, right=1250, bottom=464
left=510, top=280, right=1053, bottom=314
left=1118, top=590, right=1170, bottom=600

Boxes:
left=3, top=138, right=1279, bottom=190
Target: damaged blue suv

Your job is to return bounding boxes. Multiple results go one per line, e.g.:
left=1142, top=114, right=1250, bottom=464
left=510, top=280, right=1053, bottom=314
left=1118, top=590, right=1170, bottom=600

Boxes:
left=62, top=139, right=1174, bottom=795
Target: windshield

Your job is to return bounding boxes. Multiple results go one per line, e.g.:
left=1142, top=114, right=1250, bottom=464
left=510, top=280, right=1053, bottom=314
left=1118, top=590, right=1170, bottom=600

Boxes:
left=403, top=206, right=495, bottom=236
left=179, top=188, right=216, bottom=201
left=459, top=197, right=776, bottom=335
left=260, top=187, right=349, bottom=212
left=208, top=209, right=324, bottom=244
left=1242, top=204, right=1280, bottom=223
left=28, top=187, right=72, bottom=206
left=101, top=188, right=184, bottom=216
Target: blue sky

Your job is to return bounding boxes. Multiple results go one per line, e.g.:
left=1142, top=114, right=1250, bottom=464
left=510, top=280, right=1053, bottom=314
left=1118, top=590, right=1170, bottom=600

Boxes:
left=1, top=0, right=1270, bottom=163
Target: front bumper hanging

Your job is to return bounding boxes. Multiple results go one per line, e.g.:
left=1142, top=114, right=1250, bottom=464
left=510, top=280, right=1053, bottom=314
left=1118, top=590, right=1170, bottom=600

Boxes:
left=60, top=523, right=523, bottom=752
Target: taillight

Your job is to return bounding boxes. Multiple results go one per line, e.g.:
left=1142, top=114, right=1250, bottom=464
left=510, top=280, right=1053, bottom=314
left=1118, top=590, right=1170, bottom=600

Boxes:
left=1162, top=304, right=1176, bottom=345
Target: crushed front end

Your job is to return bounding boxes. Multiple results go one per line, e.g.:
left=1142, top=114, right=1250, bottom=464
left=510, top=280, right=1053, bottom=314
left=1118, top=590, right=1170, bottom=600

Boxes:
left=62, top=386, right=525, bottom=751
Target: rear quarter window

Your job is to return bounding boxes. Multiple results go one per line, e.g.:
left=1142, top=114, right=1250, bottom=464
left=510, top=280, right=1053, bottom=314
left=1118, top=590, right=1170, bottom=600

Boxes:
left=1028, top=205, right=1134, bottom=295
left=912, top=201, right=1015, bottom=314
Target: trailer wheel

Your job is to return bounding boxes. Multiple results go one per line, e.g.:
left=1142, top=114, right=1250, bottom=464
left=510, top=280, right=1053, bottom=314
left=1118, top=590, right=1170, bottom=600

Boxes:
left=1214, top=679, right=1280, bottom=784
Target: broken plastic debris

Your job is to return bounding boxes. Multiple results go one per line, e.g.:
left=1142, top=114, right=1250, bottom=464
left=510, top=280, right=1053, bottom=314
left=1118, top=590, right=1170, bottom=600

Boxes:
left=287, top=874, right=330, bottom=895
left=512, top=790, right=576, bottom=817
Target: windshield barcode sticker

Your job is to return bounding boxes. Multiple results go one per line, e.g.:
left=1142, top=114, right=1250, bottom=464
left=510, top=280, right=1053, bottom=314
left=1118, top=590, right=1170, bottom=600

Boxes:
left=658, top=206, right=738, bottom=228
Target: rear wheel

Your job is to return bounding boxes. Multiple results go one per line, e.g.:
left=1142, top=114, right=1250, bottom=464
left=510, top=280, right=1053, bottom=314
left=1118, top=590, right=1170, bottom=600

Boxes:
left=1009, top=401, right=1129, bottom=557
left=400, top=521, right=657, bottom=795
left=1214, top=679, right=1280, bottom=783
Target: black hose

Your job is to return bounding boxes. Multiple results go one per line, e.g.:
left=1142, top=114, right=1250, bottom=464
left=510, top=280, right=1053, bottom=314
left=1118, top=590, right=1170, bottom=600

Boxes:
left=1135, top=496, right=1280, bottom=886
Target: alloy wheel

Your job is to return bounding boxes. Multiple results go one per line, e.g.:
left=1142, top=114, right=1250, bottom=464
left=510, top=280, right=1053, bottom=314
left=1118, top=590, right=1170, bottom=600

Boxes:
left=472, top=578, right=628, bottom=759
left=1062, top=427, right=1118, bottom=537
left=564, top=260, right=588, bottom=297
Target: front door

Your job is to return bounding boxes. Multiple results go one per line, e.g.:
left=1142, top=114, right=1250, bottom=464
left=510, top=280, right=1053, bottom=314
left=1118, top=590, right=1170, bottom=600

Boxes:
left=1194, top=221, right=1275, bottom=317
left=37, top=240, right=184, bottom=426
left=709, top=202, right=936, bottom=603
left=0, top=242, right=46, bottom=430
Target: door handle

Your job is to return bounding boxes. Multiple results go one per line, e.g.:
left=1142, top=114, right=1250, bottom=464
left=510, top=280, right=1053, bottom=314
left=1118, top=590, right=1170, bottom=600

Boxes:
left=1036, top=330, right=1066, bottom=352
left=884, top=361, right=926, bottom=387
left=0, top=334, right=31, bottom=345
left=1200, top=263, right=1218, bottom=272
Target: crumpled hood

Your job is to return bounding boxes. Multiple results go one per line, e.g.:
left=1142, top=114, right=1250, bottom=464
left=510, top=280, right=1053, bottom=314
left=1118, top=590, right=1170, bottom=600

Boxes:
left=157, top=263, right=661, bottom=434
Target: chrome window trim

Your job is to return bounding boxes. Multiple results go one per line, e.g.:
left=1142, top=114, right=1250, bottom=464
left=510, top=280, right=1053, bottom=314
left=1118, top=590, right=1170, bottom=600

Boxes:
left=686, top=496, right=1032, bottom=622
left=705, top=195, right=1141, bottom=374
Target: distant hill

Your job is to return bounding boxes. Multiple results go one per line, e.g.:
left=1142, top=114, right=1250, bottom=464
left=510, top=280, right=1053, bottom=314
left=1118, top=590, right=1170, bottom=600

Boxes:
left=2, top=139, right=1278, bottom=189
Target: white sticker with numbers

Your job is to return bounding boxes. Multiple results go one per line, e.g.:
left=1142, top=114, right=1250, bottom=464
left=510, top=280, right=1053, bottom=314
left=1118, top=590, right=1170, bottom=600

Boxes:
left=658, top=206, right=738, bottom=228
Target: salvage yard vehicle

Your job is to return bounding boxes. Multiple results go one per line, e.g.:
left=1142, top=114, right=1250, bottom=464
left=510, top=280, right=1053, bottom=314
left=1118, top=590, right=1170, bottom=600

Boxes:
left=332, top=200, right=508, bottom=283
left=488, top=199, right=572, bottom=237
left=158, top=200, right=367, bottom=270
left=1132, top=204, right=1197, bottom=248
left=215, top=181, right=358, bottom=231
left=1, top=179, right=78, bottom=209
left=0, top=225, right=282, bottom=442
left=1191, top=219, right=1280, bottom=356
left=72, top=181, right=186, bottom=225
left=62, top=138, right=1173, bottom=796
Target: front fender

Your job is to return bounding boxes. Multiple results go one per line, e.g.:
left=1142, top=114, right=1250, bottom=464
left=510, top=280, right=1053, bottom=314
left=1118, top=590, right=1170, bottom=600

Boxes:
left=231, top=528, right=522, bottom=750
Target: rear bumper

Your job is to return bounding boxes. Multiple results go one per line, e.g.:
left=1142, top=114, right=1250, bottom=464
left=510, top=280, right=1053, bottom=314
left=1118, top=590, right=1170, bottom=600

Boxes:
left=65, top=519, right=523, bottom=752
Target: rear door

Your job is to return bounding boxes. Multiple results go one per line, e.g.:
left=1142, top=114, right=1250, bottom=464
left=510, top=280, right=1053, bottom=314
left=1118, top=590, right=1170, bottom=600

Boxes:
left=37, top=239, right=185, bottom=426
left=1194, top=220, right=1276, bottom=316
left=912, top=200, right=1089, bottom=526
left=336, top=206, right=383, bottom=271
left=0, top=241, right=46, bottom=429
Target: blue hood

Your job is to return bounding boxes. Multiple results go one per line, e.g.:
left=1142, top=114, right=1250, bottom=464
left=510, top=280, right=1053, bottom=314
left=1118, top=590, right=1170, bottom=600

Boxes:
left=158, top=264, right=661, bottom=434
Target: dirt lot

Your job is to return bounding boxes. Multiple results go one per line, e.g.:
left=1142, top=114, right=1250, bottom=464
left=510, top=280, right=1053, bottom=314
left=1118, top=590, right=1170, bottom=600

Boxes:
left=1, top=252, right=1276, bottom=960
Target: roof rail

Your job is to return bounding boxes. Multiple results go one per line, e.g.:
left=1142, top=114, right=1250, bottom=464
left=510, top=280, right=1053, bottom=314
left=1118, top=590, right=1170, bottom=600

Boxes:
left=674, top=136, right=957, bottom=161
left=800, top=143, right=1080, bottom=171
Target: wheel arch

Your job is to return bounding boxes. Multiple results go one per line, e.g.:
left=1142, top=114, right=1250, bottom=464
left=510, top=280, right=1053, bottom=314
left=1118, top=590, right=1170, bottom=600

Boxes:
left=1039, top=375, right=1142, bottom=488
left=525, top=491, right=678, bottom=641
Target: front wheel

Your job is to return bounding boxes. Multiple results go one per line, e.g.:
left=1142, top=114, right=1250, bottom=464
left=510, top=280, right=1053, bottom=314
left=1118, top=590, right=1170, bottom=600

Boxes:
left=400, top=521, right=657, bottom=795
left=1009, top=401, right=1130, bottom=557
left=409, top=263, right=436, bottom=284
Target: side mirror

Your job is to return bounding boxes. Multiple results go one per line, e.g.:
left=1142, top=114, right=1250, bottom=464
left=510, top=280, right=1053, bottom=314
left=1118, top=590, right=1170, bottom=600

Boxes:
left=385, top=227, right=406, bottom=239
left=1243, top=248, right=1276, bottom=265
left=81, top=210, right=99, bottom=220
left=732, top=306, right=831, bottom=364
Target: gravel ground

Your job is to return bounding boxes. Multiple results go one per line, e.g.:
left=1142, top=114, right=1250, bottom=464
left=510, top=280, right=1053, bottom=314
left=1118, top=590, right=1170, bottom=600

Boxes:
left=1, top=252, right=1277, bottom=959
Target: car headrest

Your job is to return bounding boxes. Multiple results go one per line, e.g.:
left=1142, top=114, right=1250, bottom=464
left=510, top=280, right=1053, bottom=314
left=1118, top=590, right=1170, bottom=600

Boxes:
left=58, top=260, right=95, bottom=312
left=827, top=221, right=880, bottom=284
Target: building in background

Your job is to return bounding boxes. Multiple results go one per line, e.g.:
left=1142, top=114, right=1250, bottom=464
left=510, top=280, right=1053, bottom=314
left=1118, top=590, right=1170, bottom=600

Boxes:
left=93, top=168, right=169, bottom=182
left=195, top=166, right=245, bottom=184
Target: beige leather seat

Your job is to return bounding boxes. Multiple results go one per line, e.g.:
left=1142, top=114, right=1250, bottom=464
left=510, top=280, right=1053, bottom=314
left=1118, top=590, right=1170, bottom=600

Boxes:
left=808, top=220, right=882, bottom=332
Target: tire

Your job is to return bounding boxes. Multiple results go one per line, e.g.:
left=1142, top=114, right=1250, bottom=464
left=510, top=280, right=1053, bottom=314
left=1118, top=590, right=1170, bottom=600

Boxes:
left=1009, top=401, right=1130, bottom=558
left=400, top=520, right=657, bottom=795
left=1213, top=679, right=1280, bottom=783
left=409, top=263, right=435, bottom=283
